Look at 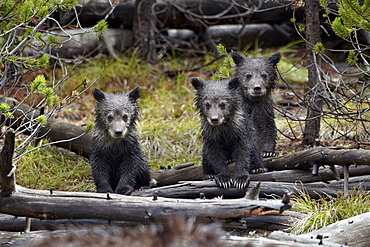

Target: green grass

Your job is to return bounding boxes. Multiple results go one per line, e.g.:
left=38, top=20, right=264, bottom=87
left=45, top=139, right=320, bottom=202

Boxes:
left=291, top=186, right=370, bottom=234
left=16, top=140, right=94, bottom=192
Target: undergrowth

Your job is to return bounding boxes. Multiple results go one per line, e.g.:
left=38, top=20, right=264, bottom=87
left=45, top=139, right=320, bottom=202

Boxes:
left=15, top=140, right=94, bottom=192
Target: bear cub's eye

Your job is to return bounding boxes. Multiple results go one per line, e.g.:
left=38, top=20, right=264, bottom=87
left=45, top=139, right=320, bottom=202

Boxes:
left=205, top=102, right=211, bottom=109
left=261, top=73, right=267, bottom=79
left=219, top=102, right=226, bottom=109
left=107, top=115, right=114, bottom=122
left=122, top=114, right=128, bottom=121
left=246, top=74, right=252, bottom=79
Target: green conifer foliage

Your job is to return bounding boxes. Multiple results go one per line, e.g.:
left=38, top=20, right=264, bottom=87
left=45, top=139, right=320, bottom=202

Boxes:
left=331, top=0, right=370, bottom=38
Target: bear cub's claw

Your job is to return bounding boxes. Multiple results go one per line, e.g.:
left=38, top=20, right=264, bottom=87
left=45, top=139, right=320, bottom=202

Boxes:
left=263, top=152, right=278, bottom=158
left=233, top=175, right=250, bottom=190
left=215, top=175, right=233, bottom=189
left=203, top=174, right=215, bottom=180
left=250, top=167, right=268, bottom=174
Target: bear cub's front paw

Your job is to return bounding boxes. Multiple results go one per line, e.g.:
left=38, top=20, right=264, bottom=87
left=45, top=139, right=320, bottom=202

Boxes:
left=115, top=185, right=134, bottom=195
left=97, top=186, right=113, bottom=193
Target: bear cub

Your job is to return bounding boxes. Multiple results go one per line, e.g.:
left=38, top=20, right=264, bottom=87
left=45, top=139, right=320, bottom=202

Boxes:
left=231, top=52, right=281, bottom=157
left=191, top=78, right=264, bottom=189
left=90, top=87, right=150, bottom=195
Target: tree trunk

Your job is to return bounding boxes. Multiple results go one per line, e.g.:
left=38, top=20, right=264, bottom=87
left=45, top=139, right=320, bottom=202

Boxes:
left=0, top=131, right=16, bottom=197
left=302, top=0, right=323, bottom=146
left=133, top=0, right=157, bottom=64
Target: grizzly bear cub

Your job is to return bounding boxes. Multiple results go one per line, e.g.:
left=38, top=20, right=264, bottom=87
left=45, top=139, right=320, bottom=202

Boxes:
left=90, top=88, right=150, bottom=195
left=231, top=52, right=281, bottom=157
left=191, top=78, right=264, bottom=189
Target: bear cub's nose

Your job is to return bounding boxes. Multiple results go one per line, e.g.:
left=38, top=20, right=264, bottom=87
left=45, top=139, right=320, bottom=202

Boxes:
left=114, top=130, right=123, bottom=136
left=211, top=118, right=219, bottom=124
left=253, top=85, right=262, bottom=93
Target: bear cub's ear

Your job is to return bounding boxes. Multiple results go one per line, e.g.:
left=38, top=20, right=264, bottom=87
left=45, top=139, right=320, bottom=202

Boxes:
left=231, top=52, right=244, bottom=66
left=190, top=78, right=204, bottom=91
left=93, top=88, right=106, bottom=102
left=228, top=77, right=240, bottom=90
left=268, top=53, right=281, bottom=65
left=128, top=87, right=141, bottom=101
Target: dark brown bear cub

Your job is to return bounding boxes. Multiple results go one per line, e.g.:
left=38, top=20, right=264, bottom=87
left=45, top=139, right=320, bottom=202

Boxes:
left=231, top=52, right=281, bottom=157
left=90, top=87, right=150, bottom=195
left=191, top=78, right=264, bottom=189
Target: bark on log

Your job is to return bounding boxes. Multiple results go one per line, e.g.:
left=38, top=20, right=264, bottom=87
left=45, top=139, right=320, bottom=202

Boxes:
left=0, top=131, right=16, bottom=197
left=221, top=211, right=305, bottom=231
left=0, top=185, right=291, bottom=223
left=134, top=176, right=370, bottom=199
left=269, top=211, right=370, bottom=247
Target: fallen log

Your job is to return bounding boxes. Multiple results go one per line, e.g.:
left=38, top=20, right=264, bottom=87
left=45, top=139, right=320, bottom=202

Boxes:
left=52, top=0, right=304, bottom=55
left=269, top=211, right=370, bottom=247
left=0, top=184, right=291, bottom=224
left=0, top=210, right=303, bottom=233
left=0, top=214, right=138, bottom=232
left=264, top=147, right=370, bottom=171
left=25, top=29, right=134, bottom=60
left=0, top=96, right=91, bottom=158
left=68, top=0, right=303, bottom=29
left=134, top=176, right=370, bottom=199
left=151, top=163, right=370, bottom=186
